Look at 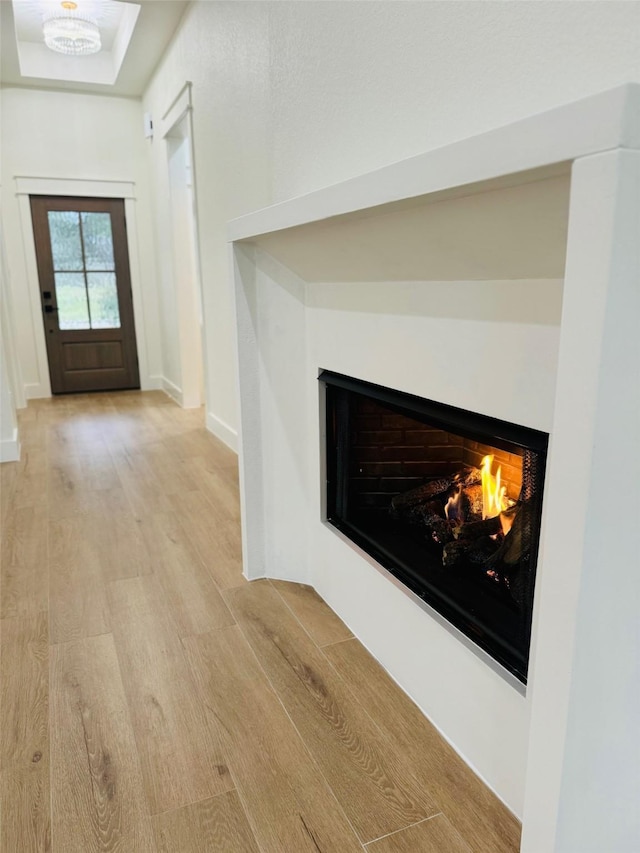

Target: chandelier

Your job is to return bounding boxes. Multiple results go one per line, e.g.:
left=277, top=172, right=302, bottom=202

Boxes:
left=43, top=1, right=102, bottom=56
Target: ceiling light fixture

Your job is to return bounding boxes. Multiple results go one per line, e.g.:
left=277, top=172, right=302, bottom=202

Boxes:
left=43, top=1, right=102, bottom=56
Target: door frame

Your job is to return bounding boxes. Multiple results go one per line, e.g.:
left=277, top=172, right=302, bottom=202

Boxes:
left=160, top=81, right=207, bottom=408
left=160, top=81, right=208, bottom=410
left=15, top=176, right=152, bottom=398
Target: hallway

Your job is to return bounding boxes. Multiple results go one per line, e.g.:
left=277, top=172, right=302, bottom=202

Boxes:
left=0, top=392, right=519, bottom=852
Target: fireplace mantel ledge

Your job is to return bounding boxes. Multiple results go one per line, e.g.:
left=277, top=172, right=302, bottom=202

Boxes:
left=228, top=83, right=639, bottom=244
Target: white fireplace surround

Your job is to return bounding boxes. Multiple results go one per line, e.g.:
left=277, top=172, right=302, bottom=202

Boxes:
left=229, top=85, right=640, bottom=852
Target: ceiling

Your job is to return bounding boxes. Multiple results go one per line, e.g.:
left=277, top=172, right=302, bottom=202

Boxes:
left=0, top=0, right=191, bottom=97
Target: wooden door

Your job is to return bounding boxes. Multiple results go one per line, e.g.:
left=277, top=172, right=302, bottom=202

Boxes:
left=30, top=196, right=140, bottom=394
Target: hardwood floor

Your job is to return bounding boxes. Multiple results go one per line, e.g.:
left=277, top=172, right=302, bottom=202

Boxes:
left=225, top=582, right=436, bottom=842
left=49, top=634, right=155, bottom=852
left=0, top=392, right=521, bottom=852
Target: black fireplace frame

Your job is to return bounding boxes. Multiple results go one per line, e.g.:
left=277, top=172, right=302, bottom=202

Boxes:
left=320, top=369, right=548, bottom=685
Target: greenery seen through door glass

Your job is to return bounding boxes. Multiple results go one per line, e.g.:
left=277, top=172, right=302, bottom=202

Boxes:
left=81, top=213, right=115, bottom=271
left=55, top=273, right=90, bottom=330
left=48, top=211, right=82, bottom=271
left=47, top=208, right=122, bottom=330
left=87, top=272, right=121, bottom=328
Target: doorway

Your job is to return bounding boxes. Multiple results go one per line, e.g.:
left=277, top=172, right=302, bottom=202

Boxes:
left=30, top=195, right=140, bottom=394
left=166, top=115, right=204, bottom=408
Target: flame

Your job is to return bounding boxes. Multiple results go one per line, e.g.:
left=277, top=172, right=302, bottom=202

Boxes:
left=444, top=486, right=464, bottom=523
left=481, top=455, right=509, bottom=519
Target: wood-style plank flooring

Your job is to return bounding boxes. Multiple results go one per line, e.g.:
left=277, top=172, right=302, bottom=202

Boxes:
left=0, top=392, right=521, bottom=852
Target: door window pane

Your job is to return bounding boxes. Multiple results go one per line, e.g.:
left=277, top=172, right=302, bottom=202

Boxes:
left=87, top=272, right=121, bottom=329
left=48, top=212, right=82, bottom=271
left=55, top=273, right=90, bottom=329
left=81, top=213, right=115, bottom=271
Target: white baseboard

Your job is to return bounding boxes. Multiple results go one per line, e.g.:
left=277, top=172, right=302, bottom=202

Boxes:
left=0, top=429, right=21, bottom=462
left=206, top=411, right=238, bottom=453
left=24, top=383, right=50, bottom=400
left=141, top=374, right=164, bottom=392
left=161, top=377, right=183, bottom=406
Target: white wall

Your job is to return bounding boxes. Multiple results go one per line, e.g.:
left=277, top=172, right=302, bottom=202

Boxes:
left=0, top=88, right=162, bottom=398
left=0, top=311, right=20, bottom=462
left=142, top=1, right=271, bottom=447
left=268, top=1, right=640, bottom=201
left=521, top=148, right=640, bottom=853
left=0, top=209, right=21, bottom=462
left=0, top=338, right=19, bottom=462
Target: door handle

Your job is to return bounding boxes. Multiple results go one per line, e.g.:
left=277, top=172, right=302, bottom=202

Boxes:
left=44, top=305, right=58, bottom=313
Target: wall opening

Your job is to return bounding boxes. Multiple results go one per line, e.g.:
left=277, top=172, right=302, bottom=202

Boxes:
left=166, top=114, right=204, bottom=408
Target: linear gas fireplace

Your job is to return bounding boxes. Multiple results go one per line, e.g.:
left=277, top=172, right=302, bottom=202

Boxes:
left=321, top=370, right=548, bottom=684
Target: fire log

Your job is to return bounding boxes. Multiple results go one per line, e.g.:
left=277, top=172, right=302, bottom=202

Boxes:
left=486, top=503, right=532, bottom=569
left=457, top=515, right=502, bottom=540
left=442, top=536, right=498, bottom=568
left=404, top=502, right=454, bottom=545
left=390, top=467, right=481, bottom=512
left=463, top=484, right=484, bottom=517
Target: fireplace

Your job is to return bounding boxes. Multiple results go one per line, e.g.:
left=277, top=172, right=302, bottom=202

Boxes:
left=322, top=370, right=548, bottom=684
left=231, top=88, right=638, bottom=835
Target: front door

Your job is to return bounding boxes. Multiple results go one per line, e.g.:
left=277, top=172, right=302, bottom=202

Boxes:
left=30, top=196, right=140, bottom=394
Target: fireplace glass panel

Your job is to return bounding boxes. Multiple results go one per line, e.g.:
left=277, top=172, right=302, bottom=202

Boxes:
left=322, top=371, right=547, bottom=684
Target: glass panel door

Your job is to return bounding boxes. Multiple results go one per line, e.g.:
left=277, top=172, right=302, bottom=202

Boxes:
left=30, top=195, right=139, bottom=394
